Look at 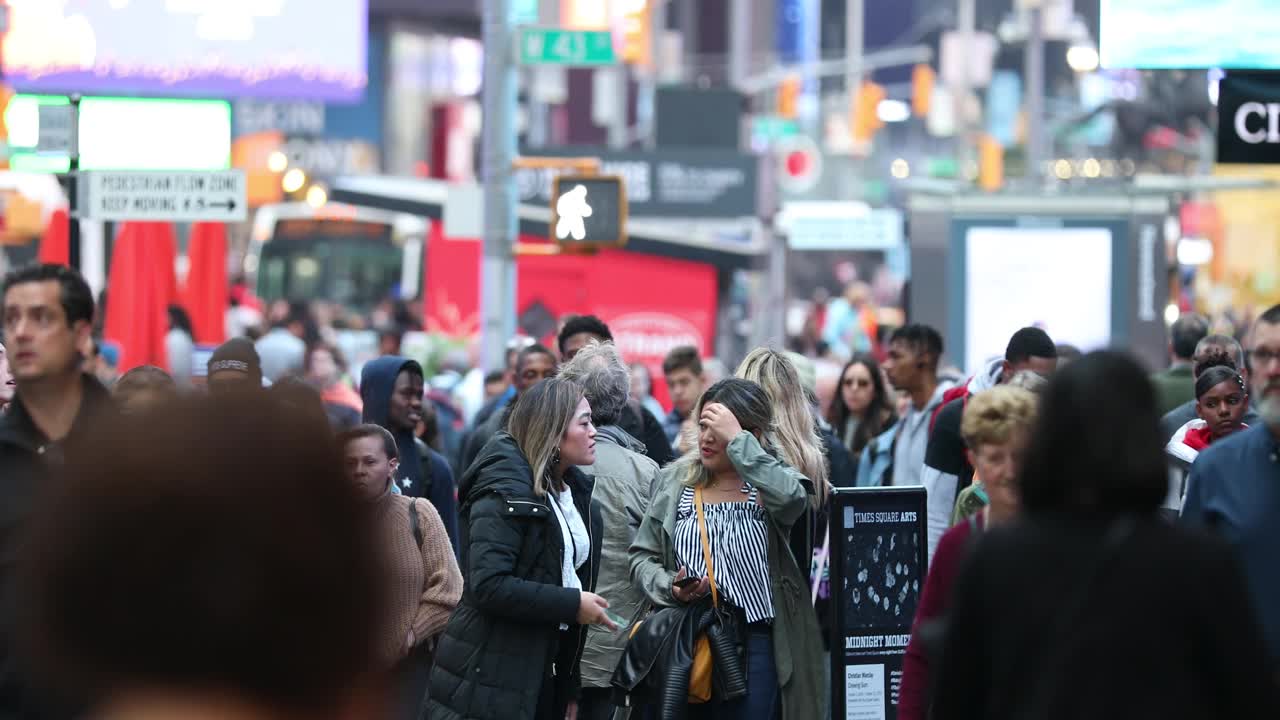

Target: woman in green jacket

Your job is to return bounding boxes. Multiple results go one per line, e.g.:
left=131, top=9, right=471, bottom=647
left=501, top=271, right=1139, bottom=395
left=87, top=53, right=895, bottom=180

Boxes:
left=629, top=378, right=826, bottom=720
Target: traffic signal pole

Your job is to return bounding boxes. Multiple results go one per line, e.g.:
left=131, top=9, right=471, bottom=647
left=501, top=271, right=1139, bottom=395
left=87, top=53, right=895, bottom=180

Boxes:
left=67, top=94, right=81, bottom=271
left=480, top=0, right=518, bottom=371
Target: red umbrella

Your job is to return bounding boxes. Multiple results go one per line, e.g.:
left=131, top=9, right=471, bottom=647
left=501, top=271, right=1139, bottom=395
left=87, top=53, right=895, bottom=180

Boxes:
left=104, top=222, right=179, bottom=373
left=37, top=209, right=70, bottom=266
left=181, top=222, right=228, bottom=345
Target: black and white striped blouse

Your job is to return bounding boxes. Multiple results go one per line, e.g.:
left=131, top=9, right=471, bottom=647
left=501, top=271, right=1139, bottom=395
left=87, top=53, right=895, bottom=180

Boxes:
left=672, top=483, right=775, bottom=623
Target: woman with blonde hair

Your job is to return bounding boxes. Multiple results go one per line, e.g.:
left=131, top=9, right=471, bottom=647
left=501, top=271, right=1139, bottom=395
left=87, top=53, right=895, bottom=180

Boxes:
left=426, top=378, right=615, bottom=720
left=734, top=348, right=830, bottom=505
left=630, top=378, right=825, bottom=719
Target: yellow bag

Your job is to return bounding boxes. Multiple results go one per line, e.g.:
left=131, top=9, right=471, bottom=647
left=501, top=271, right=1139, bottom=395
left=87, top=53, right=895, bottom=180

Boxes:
left=688, top=487, right=719, bottom=704
left=688, top=635, right=713, bottom=703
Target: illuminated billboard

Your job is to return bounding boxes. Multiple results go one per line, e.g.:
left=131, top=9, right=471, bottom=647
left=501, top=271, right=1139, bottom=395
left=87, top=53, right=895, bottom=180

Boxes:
left=5, top=1, right=367, bottom=102
left=1101, top=0, right=1280, bottom=69
left=6, top=96, right=231, bottom=172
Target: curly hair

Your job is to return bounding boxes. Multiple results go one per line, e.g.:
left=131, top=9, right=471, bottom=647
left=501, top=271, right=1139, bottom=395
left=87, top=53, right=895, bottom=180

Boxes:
left=960, top=385, right=1038, bottom=450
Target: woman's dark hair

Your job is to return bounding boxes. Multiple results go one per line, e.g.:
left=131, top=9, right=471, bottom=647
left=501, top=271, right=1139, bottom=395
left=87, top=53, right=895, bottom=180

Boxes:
left=337, top=423, right=399, bottom=461
left=698, top=378, right=773, bottom=436
left=268, top=376, right=332, bottom=436
left=303, top=341, right=348, bottom=374
left=1194, top=350, right=1247, bottom=399
left=17, top=394, right=385, bottom=713
left=826, top=354, right=897, bottom=455
left=166, top=305, right=193, bottom=337
left=1019, top=351, right=1166, bottom=515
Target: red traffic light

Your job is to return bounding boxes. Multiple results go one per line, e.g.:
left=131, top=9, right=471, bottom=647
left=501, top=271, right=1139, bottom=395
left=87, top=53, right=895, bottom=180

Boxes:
left=785, top=149, right=811, bottom=177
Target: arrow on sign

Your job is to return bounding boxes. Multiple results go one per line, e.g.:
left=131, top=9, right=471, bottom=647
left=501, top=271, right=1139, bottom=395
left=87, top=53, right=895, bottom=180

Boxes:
left=209, top=199, right=237, bottom=212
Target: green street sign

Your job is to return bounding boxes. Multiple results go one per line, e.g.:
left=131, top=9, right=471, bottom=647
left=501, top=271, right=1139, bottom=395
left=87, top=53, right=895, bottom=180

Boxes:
left=518, top=27, right=617, bottom=66
left=752, top=116, right=799, bottom=141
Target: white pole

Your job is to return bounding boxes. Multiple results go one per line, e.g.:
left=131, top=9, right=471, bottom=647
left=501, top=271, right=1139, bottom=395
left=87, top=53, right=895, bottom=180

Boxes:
left=480, top=0, right=518, bottom=370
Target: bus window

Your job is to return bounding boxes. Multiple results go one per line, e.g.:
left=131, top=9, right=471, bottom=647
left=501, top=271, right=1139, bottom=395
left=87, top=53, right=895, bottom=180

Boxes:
left=257, top=217, right=409, bottom=312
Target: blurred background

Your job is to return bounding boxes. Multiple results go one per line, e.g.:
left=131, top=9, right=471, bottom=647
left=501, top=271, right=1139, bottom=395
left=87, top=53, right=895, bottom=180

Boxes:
left=0, top=0, right=1274, bottom=411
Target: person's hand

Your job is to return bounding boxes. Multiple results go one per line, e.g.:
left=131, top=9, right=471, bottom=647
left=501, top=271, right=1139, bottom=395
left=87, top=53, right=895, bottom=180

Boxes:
left=700, top=403, right=744, bottom=445
left=577, top=592, right=617, bottom=630
left=565, top=700, right=578, bottom=720
left=677, top=417, right=697, bottom=454
left=671, top=566, right=711, bottom=604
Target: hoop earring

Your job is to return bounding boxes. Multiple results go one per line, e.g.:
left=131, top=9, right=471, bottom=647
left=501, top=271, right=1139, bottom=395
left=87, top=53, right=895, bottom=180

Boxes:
left=550, top=445, right=562, bottom=470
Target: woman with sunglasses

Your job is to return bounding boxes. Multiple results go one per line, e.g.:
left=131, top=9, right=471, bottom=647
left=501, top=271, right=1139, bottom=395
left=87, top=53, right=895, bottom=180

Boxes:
left=827, top=354, right=898, bottom=463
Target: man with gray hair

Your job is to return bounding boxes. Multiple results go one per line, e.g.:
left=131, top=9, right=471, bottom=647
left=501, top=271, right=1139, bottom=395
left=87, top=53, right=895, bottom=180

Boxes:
left=1159, top=334, right=1261, bottom=443
left=557, top=340, right=660, bottom=720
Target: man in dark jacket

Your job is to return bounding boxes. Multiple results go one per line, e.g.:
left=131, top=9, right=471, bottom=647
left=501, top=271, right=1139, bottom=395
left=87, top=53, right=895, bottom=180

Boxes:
left=0, top=264, right=114, bottom=718
left=361, top=356, right=459, bottom=552
left=457, top=343, right=558, bottom=474
left=557, top=315, right=674, bottom=467
left=920, top=327, right=1056, bottom=557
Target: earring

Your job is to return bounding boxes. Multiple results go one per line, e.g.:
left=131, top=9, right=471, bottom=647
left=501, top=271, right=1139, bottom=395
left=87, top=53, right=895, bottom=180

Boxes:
left=550, top=446, right=562, bottom=469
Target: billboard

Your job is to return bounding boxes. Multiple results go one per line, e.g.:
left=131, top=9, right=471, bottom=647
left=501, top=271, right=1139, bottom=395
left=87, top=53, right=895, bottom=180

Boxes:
left=5, top=1, right=367, bottom=102
left=964, top=226, right=1114, bottom=374
left=1101, top=0, right=1280, bottom=69
left=7, top=96, right=231, bottom=173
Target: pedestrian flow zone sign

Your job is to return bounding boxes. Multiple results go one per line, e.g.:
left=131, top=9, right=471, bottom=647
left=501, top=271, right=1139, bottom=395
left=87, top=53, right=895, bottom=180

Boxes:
left=550, top=175, right=627, bottom=249
left=77, top=170, right=248, bottom=222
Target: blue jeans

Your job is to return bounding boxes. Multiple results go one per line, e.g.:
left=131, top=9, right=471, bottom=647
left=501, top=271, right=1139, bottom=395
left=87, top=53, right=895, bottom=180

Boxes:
left=689, top=627, right=779, bottom=720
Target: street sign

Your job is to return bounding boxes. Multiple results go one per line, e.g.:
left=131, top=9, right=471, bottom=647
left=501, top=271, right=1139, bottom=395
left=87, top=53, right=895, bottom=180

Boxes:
left=78, top=170, right=248, bottom=222
left=778, top=203, right=904, bottom=251
left=518, top=27, right=617, bottom=66
left=752, top=116, right=800, bottom=143
left=37, top=105, right=74, bottom=154
left=550, top=175, right=626, bottom=248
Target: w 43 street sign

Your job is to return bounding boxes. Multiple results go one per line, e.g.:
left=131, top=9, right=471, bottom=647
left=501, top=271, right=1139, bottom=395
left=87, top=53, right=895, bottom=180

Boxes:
left=518, top=28, right=616, bottom=66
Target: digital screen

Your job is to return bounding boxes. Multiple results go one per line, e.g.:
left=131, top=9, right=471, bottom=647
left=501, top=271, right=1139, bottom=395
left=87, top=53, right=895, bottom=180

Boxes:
left=5, top=96, right=231, bottom=172
left=5, top=1, right=367, bottom=102
left=965, top=227, right=1113, bottom=374
left=1101, top=0, right=1280, bottom=69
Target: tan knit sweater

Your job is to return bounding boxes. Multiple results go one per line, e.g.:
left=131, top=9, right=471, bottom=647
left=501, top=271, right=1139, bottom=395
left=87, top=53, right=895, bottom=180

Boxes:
left=377, top=493, right=463, bottom=667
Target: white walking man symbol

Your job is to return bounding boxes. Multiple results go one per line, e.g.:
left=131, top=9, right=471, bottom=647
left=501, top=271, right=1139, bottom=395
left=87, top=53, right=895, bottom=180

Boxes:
left=555, top=184, right=593, bottom=241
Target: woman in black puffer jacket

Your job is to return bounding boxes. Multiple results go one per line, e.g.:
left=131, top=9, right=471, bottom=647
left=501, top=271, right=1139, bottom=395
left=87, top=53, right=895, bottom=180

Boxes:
left=424, top=378, right=611, bottom=720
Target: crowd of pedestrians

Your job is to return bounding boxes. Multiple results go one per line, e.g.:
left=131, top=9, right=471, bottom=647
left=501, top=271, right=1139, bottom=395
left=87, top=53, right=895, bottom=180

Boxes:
left=0, top=262, right=1279, bottom=720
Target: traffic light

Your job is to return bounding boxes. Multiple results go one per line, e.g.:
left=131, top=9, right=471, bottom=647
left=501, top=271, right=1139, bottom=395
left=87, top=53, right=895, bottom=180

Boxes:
left=620, top=0, right=651, bottom=67
left=777, top=75, right=801, bottom=120
left=912, top=65, right=935, bottom=117
left=978, top=134, right=1004, bottom=192
left=0, top=85, right=12, bottom=170
left=851, top=81, right=885, bottom=144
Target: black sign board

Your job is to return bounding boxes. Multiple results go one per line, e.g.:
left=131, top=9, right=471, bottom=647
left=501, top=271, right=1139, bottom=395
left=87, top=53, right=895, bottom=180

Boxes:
left=550, top=175, right=627, bottom=249
left=829, top=487, right=928, bottom=720
left=517, top=149, right=758, bottom=218
left=1217, top=71, right=1280, bottom=164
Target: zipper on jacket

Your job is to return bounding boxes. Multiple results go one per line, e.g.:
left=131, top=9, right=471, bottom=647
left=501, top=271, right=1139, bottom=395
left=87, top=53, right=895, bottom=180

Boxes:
left=568, top=482, right=597, bottom=679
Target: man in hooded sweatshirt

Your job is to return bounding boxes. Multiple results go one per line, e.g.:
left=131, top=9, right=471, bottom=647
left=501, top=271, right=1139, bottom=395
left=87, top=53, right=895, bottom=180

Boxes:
left=362, top=356, right=459, bottom=553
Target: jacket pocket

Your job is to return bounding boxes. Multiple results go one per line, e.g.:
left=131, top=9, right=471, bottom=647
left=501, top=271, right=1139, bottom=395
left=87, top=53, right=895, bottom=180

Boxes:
left=772, top=575, right=804, bottom=687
